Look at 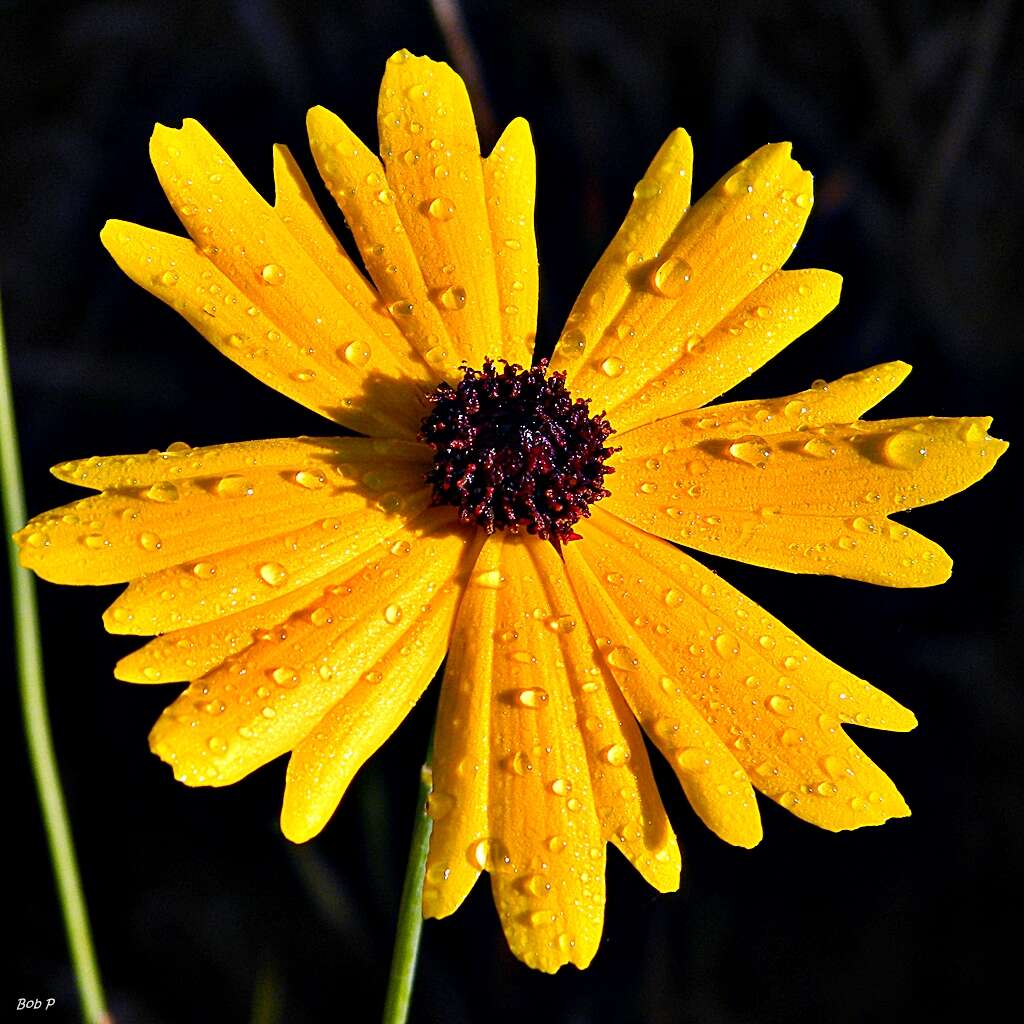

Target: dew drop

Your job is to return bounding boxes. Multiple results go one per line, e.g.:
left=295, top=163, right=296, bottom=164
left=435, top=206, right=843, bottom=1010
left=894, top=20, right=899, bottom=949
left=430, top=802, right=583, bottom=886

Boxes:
left=438, top=285, right=467, bottom=309
left=602, top=744, right=628, bottom=766
left=426, top=790, right=455, bottom=821
left=605, top=645, right=639, bottom=671
left=514, top=688, right=549, bottom=709
left=556, top=327, right=586, bottom=360
left=882, top=430, right=928, bottom=469
left=294, top=469, right=326, bottom=490
left=547, top=614, right=577, bottom=634
left=768, top=695, right=795, bottom=716
left=473, top=569, right=505, bottom=589
left=632, top=178, right=661, bottom=200
left=714, top=633, right=740, bottom=659
left=310, top=607, right=332, bottom=627
left=650, top=256, right=692, bottom=298
left=271, top=666, right=300, bottom=688
left=388, top=299, right=415, bottom=317
left=145, top=481, right=179, bottom=503
left=215, top=474, right=253, bottom=498
left=260, top=263, right=286, bottom=285
left=600, top=356, right=625, bottom=378
left=727, top=435, right=771, bottom=466
left=384, top=603, right=403, bottom=624
left=800, top=437, right=836, bottom=459
left=342, top=340, right=372, bottom=367
left=675, top=747, right=711, bottom=774
left=137, top=531, right=163, bottom=551
left=427, top=196, right=456, bottom=221
left=259, top=562, right=288, bottom=586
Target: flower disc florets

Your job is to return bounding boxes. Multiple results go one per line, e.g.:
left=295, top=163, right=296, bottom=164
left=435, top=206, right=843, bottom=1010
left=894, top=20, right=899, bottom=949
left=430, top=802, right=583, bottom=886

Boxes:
left=419, top=359, right=618, bottom=543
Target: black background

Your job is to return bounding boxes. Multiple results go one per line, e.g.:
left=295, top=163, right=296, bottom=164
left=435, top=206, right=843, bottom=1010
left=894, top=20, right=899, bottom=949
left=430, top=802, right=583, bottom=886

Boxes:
left=4, top=1, right=1022, bottom=1021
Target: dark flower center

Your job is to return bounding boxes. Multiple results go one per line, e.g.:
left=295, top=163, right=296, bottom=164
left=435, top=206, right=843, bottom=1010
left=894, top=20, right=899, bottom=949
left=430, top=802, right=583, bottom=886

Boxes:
left=418, top=359, right=618, bottom=544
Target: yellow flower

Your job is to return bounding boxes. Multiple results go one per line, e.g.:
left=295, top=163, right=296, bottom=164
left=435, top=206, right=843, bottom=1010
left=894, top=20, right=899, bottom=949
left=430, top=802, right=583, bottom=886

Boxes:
left=16, top=50, right=1005, bottom=973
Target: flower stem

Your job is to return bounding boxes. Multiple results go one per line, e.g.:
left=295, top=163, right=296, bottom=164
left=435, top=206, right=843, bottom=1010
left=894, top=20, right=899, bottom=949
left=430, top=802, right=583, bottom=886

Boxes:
left=381, top=729, right=435, bottom=1024
left=0, top=292, right=110, bottom=1024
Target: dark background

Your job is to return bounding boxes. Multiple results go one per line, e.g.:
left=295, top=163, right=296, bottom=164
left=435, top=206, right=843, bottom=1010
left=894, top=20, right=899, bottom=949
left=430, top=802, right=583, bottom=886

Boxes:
left=4, top=1, right=1022, bottom=1021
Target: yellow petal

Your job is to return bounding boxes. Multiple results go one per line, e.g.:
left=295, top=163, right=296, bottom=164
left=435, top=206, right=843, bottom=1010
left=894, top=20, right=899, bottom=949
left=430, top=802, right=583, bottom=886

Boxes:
left=280, top=532, right=481, bottom=843
left=148, top=509, right=471, bottom=790
left=606, top=416, right=1007, bottom=586
left=553, top=141, right=814, bottom=414
left=100, top=218, right=425, bottom=437
left=375, top=51, right=504, bottom=372
left=607, top=269, right=842, bottom=431
left=306, top=104, right=463, bottom=378
left=524, top=536, right=681, bottom=892
left=116, top=575, right=346, bottom=683
left=483, top=117, right=538, bottom=367
left=17, top=438, right=430, bottom=586
left=428, top=535, right=679, bottom=915
left=575, top=509, right=914, bottom=832
left=565, top=545, right=763, bottom=848
left=423, top=535, right=500, bottom=919
left=655, top=360, right=913, bottom=438
left=104, top=482, right=432, bottom=635
left=550, top=128, right=693, bottom=375
left=483, top=534, right=604, bottom=972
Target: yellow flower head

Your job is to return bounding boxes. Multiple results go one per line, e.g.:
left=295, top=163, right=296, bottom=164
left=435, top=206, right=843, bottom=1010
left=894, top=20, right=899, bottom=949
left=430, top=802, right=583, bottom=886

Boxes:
left=16, top=50, right=1006, bottom=973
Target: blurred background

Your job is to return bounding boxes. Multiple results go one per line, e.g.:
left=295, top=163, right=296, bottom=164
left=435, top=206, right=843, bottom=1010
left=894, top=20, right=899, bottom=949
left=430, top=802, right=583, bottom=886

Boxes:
left=4, top=0, right=1022, bottom=1021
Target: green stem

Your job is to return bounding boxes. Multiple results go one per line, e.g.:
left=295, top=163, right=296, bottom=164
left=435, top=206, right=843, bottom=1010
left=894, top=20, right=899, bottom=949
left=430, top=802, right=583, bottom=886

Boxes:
left=381, top=730, right=435, bottom=1024
left=1, top=293, right=109, bottom=1024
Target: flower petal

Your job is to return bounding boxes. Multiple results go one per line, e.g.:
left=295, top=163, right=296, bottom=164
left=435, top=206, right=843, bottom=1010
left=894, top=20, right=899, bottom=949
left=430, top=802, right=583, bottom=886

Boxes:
left=482, top=534, right=604, bottom=972
left=552, top=141, right=814, bottom=415
left=116, top=575, right=347, bottom=683
left=306, top=104, right=463, bottom=377
left=100, top=218, right=424, bottom=437
left=104, top=482, right=432, bottom=636
left=425, top=533, right=680, bottom=925
left=148, top=509, right=472, bottom=790
left=659, top=360, right=913, bottom=438
left=549, top=128, right=693, bottom=376
left=606, top=415, right=1007, bottom=586
left=483, top=117, right=538, bottom=367
left=279, top=531, right=481, bottom=843
left=17, top=438, right=430, bottom=586
left=422, top=535, right=501, bottom=920
left=565, top=545, right=763, bottom=848
left=375, top=51, right=506, bottom=373
left=575, top=510, right=914, bottom=831
left=607, top=269, right=842, bottom=431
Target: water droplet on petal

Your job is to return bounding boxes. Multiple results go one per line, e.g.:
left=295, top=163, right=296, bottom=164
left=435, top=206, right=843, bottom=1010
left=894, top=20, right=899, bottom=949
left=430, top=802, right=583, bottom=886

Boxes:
left=342, top=340, right=372, bottom=367
left=556, top=327, right=586, bottom=360
left=515, top=688, right=549, bottom=709
left=438, top=285, right=467, bottom=310
left=606, top=645, right=639, bottom=671
left=650, top=256, right=692, bottom=298
left=675, top=747, right=711, bottom=774
left=427, top=196, right=456, bottom=221
left=473, top=569, right=505, bottom=589
left=215, top=474, right=253, bottom=498
left=259, top=562, right=288, bottom=586
left=260, top=263, right=286, bottom=285
left=882, top=430, right=928, bottom=469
